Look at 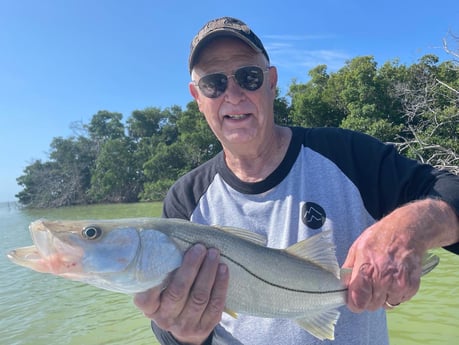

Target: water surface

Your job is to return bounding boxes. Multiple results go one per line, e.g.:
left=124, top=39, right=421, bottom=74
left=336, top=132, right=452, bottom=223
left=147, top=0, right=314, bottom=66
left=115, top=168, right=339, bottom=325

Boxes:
left=1, top=202, right=161, bottom=345
left=1, top=202, right=458, bottom=344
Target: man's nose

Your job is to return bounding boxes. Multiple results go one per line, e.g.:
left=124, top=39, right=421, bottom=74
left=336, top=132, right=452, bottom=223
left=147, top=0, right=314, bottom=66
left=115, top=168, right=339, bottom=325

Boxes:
left=224, top=75, right=245, bottom=102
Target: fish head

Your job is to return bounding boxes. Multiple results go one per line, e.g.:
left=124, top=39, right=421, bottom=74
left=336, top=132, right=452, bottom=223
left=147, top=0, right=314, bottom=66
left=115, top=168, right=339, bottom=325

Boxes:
left=8, top=218, right=185, bottom=293
left=8, top=219, right=141, bottom=280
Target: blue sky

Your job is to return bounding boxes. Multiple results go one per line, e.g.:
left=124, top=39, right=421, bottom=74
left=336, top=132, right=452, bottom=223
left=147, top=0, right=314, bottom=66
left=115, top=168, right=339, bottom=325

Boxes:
left=1, top=0, right=458, bottom=202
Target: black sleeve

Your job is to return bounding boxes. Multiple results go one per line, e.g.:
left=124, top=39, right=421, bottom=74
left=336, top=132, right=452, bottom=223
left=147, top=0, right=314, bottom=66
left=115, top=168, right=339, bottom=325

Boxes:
left=300, top=127, right=459, bottom=254
left=425, top=170, right=459, bottom=254
left=151, top=321, right=245, bottom=345
left=162, top=153, right=222, bottom=220
left=151, top=321, right=213, bottom=345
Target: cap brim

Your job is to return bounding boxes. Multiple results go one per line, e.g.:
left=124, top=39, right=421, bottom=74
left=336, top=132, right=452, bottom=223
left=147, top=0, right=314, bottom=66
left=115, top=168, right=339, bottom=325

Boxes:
left=189, top=29, right=263, bottom=72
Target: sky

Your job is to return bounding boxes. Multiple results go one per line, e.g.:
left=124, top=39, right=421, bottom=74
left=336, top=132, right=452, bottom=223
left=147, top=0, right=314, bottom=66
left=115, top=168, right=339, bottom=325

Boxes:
left=1, top=0, right=458, bottom=202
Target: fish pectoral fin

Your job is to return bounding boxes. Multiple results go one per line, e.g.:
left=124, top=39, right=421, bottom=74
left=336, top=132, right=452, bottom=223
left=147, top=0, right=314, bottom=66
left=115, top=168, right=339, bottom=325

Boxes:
left=285, top=230, right=340, bottom=278
left=224, top=307, right=238, bottom=319
left=294, top=308, right=340, bottom=341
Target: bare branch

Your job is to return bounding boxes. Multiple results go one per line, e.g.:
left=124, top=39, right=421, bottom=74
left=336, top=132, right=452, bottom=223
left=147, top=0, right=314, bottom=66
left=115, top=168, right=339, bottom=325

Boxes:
left=435, top=78, right=459, bottom=94
left=391, top=44, right=459, bottom=175
left=443, top=30, right=459, bottom=60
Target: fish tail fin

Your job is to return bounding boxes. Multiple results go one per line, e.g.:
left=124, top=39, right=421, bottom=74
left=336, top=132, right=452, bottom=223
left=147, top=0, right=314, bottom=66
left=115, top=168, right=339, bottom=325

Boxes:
left=295, top=308, right=340, bottom=341
left=339, top=252, right=439, bottom=284
left=421, top=252, right=439, bottom=276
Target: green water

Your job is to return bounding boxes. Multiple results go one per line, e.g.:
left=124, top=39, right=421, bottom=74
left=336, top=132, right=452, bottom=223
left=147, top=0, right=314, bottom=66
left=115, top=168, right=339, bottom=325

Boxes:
left=1, top=202, right=161, bottom=345
left=1, top=202, right=458, bottom=344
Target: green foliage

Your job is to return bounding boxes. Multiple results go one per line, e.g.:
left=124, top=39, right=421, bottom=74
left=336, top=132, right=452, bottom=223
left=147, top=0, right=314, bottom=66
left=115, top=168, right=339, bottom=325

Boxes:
left=273, top=88, right=291, bottom=125
left=87, top=110, right=125, bottom=141
left=140, top=179, right=176, bottom=202
left=176, top=101, right=222, bottom=168
left=16, top=53, right=459, bottom=208
left=16, top=160, right=60, bottom=208
left=16, top=135, right=96, bottom=208
left=89, top=138, right=142, bottom=203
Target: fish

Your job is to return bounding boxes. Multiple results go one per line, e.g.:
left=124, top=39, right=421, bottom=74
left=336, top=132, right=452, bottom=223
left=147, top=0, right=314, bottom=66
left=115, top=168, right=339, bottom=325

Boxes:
left=7, top=217, right=439, bottom=341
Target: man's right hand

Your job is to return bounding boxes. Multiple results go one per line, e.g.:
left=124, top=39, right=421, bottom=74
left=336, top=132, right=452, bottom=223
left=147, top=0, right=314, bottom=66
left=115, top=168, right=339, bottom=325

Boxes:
left=134, top=244, right=229, bottom=345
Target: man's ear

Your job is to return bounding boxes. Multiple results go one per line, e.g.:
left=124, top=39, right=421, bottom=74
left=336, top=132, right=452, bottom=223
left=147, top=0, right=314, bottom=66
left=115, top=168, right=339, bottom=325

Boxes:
left=189, top=82, right=203, bottom=109
left=268, top=66, right=278, bottom=92
left=189, top=81, right=198, bottom=99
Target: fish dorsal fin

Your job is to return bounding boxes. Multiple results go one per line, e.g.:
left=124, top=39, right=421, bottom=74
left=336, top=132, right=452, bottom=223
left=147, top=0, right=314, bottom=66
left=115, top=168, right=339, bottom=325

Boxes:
left=295, top=308, right=340, bottom=340
left=285, top=230, right=339, bottom=278
left=213, top=225, right=268, bottom=246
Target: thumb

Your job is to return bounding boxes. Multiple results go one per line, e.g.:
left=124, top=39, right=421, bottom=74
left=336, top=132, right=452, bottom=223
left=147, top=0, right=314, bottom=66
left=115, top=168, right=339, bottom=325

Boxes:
left=342, top=244, right=356, bottom=270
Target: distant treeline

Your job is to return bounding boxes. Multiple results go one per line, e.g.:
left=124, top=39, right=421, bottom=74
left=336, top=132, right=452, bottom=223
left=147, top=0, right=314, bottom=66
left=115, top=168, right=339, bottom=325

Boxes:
left=16, top=54, right=459, bottom=208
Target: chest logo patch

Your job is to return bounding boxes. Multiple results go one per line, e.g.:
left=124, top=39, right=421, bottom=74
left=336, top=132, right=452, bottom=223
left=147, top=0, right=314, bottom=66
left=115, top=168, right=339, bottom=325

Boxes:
left=302, top=202, right=326, bottom=229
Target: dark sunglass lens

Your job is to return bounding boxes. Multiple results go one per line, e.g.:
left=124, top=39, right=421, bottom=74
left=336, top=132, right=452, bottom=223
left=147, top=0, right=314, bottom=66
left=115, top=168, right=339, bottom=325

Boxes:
left=235, top=66, right=264, bottom=91
left=198, top=73, right=228, bottom=98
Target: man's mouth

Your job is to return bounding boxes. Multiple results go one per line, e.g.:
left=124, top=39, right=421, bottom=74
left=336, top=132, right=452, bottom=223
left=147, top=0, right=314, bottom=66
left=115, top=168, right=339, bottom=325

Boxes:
left=224, top=113, right=250, bottom=120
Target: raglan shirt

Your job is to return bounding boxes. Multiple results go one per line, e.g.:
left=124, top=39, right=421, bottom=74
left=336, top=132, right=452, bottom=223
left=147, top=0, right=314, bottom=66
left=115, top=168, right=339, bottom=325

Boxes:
left=151, top=126, right=459, bottom=345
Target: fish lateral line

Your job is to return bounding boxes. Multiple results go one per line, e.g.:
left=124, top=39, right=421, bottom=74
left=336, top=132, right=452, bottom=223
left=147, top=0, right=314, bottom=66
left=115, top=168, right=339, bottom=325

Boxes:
left=171, top=235, right=347, bottom=295
left=222, top=253, right=348, bottom=295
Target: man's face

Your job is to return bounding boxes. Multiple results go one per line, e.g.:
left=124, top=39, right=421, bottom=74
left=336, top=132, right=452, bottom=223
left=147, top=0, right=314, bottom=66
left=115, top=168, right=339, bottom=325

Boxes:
left=189, top=37, right=277, bottom=150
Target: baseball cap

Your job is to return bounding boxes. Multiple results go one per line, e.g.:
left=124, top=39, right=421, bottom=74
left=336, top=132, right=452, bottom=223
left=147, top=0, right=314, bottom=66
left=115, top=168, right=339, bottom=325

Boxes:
left=188, top=17, right=269, bottom=73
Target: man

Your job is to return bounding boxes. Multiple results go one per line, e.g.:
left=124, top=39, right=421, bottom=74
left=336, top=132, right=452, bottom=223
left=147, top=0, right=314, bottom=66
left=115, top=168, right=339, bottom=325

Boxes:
left=135, top=17, right=459, bottom=344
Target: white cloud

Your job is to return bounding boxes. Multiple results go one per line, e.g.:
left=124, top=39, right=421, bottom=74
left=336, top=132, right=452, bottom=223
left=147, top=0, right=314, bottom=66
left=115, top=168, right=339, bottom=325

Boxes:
left=263, top=34, right=350, bottom=71
left=260, top=34, right=351, bottom=93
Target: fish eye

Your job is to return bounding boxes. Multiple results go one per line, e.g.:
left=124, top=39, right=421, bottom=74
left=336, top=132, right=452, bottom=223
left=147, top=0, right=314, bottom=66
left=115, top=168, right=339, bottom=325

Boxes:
left=81, top=226, right=102, bottom=240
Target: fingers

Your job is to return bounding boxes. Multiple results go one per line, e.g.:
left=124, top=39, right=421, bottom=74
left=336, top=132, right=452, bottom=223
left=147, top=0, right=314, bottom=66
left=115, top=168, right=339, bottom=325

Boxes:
left=346, top=260, right=421, bottom=313
left=341, top=243, right=356, bottom=271
left=343, top=219, right=425, bottom=314
left=201, top=263, right=229, bottom=325
left=180, top=249, right=229, bottom=325
left=159, top=243, right=209, bottom=323
left=383, top=262, right=421, bottom=309
left=133, top=244, right=228, bottom=344
left=346, top=263, right=375, bottom=312
left=133, top=286, right=163, bottom=318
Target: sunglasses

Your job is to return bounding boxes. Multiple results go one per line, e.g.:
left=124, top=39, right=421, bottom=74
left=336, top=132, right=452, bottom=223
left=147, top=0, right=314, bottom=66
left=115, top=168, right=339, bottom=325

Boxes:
left=194, top=66, right=270, bottom=98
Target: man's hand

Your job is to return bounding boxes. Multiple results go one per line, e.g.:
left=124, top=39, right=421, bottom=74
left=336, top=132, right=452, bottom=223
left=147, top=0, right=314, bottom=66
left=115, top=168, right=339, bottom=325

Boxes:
left=343, top=219, right=423, bottom=312
left=343, top=199, right=459, bottom=313
left=134, top=244, right=229, bottom=345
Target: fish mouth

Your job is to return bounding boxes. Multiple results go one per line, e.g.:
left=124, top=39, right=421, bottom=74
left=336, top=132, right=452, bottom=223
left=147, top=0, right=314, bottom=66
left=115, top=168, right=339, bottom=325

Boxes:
left=8, top=219, right=84, bottom=274
left=7, top=246, right=49, bottom=272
